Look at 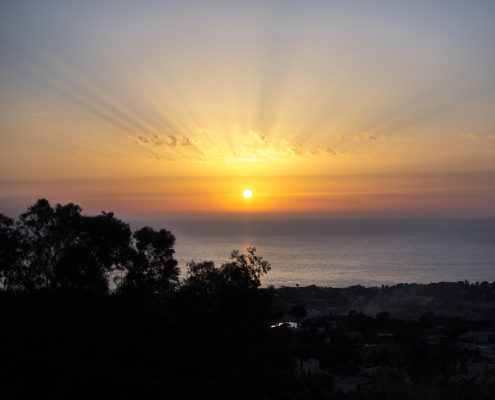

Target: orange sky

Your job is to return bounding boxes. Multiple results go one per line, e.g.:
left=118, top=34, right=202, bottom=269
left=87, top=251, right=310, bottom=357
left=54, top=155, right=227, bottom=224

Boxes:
left=1, top=1, right=495, bottom=219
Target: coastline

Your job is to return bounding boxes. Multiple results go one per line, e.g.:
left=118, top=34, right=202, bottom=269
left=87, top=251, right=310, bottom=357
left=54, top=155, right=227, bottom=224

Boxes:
left=273, top=281, right=495, bottom=321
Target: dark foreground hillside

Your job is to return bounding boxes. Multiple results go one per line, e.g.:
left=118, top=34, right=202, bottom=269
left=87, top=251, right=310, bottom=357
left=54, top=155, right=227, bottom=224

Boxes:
left=3, top=286, right=495, bottom=399
left=2, top=200, right=495, bottom=399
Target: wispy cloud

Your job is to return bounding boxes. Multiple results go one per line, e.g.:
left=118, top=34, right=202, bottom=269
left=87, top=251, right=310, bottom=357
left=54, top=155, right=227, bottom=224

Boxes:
left=129, top=134, right=193, bottom=147
left=203, top=132, right=338, bottom=163
left=353, top=132, right=411, bottom=142
left=128, top=131, right=353, bottom=163
left=27, top=111, right=52, bottom=118
left=461, top=133, right=478, bottom=141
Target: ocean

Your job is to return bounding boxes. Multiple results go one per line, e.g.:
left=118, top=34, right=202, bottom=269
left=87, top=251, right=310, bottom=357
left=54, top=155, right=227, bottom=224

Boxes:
left=162, top=218, right=495, bottom=288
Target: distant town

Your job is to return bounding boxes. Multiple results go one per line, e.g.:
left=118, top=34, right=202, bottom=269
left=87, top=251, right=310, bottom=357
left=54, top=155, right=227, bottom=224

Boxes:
left=272, top=282, right=495, bottom=396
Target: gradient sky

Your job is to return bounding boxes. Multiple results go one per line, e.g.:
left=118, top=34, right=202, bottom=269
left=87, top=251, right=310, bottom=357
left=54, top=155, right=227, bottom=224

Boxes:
left=1, top=0, right=495, bottom=219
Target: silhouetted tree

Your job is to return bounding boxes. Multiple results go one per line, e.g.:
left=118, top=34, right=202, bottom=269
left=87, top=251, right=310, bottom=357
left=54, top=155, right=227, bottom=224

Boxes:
left=376, top=311, right=390, bottom=323
left=182, top=247, right=271, bottom=296
left=289, top=305, right=307, bottom=321
left=119, top=226, right=179, bottom=297
left=183, top=260, right=220, bottom=295
left=2, top=199, right=134, bottom=292
left=0, top=213, right=25, bottom=290
left=17, top=199, right=57, bottom=289
left=221, top=247, right=271, bottom=290
left=177, top=248, right=273, bottom=378
left=181, top=247, right=272, bottom=327
left=52, top=210, right=132, bottom=293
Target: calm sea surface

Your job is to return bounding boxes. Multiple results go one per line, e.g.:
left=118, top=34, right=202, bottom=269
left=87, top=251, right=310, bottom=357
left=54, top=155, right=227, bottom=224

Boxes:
left=162, top=219, right=495, bottom=287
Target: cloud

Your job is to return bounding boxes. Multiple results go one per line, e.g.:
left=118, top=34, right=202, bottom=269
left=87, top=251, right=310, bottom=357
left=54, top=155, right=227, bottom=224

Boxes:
left=461, top=133, right=478, bottom=141
left=128, top=130, right=355, bottom=163
left=128, top=133, right=203, bottom=161
left=353, top=132, right=411, bottom=142
left=339, top=148, right=360, bottom=156
left=310, top=147, right=335, bottom=156
left=27, top=111, right=52, bottom=118
left=129, top=134, right=192, bottom=147
left=221, top=132, right=341, bottom=163
left=487, top=134, right=495, bottom=140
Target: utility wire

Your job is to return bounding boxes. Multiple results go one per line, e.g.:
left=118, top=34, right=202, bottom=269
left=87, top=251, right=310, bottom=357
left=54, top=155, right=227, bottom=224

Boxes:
left=0, top=345, right=331, bottom=399
left=1, top=345, right=243, bottom=399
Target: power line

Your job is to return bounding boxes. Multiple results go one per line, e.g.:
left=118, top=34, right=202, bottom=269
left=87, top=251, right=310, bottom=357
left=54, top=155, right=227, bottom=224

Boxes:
left=1, top=345, right=242, bottom=399
left=1, top=345, right=331, bottom=399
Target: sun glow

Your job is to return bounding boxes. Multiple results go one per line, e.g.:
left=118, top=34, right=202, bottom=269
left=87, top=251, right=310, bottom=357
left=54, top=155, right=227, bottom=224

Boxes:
left=243, top=189, right=253, bottom=199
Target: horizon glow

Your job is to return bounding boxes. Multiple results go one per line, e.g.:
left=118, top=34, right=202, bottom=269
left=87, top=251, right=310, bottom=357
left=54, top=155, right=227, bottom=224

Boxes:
left=1, top=1, right=495, bottom=219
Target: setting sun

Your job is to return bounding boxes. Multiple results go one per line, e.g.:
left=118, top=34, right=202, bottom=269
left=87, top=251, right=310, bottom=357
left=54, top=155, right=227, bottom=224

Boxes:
left=243, top=189, right=253, bottom=199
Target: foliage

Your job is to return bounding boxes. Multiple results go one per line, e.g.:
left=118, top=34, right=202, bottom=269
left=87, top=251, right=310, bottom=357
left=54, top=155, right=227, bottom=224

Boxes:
left=289, top=305, right=307, bottom=321
left=180, top=247, right=272, bottom=327
left=119, top=226, right=179, bottom=297
left=184, top=246, right=270, bottom=292
left=0, top=199, right=178, bottom=295
left=0, top=213, right=25, bottom=290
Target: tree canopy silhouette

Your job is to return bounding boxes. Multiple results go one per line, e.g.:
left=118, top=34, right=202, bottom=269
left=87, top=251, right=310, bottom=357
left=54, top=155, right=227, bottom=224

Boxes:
left=118, top=226, right=179, bottom=298
left=0, top=213, right=25, bottom=290
left=0, top=199, right=179, bottom=294
left=179, top=247, right=273, bottom=333
left=13, top=200, right=133, bottom=292
left=1, top=199, right=269, bottom=301
left=183, top=247, right=270, bottom=300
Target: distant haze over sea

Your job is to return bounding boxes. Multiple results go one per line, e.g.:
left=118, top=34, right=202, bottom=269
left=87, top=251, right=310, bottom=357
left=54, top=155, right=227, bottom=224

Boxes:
left=138, top=218, right=495, bottom=288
